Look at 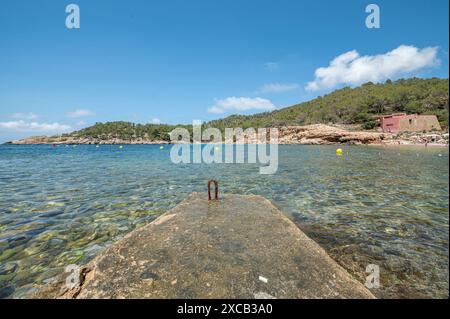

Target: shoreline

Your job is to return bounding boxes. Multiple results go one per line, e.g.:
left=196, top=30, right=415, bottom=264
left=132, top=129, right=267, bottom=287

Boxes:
left=369, top=143, right=449, bottom=148
left=5, top=124, right=448, bottom=147
left=3, top=141, right=449, bottom=147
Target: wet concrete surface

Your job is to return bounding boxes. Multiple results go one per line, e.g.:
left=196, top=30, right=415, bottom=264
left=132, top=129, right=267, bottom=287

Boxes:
left=35, top=193, right=375, bottom=299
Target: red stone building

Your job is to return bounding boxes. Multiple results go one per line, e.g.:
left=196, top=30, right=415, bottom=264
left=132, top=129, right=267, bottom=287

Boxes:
left=379, top=113, right=441, bottom=133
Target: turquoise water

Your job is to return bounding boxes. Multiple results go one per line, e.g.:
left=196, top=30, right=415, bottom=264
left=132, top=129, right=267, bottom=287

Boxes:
left=0, top=144, right=448, bottom=298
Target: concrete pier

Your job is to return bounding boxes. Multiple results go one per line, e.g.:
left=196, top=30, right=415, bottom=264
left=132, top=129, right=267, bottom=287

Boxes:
left=36, top=193, right=375, bottom=299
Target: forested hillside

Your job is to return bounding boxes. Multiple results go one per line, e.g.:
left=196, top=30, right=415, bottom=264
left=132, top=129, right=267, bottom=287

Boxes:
left=207, top=78, right=449, bottom=131
left=69, top=78, right=448, bottom=141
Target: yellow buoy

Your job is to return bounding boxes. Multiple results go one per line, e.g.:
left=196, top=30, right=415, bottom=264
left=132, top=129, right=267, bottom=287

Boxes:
left=336, top=148, right=343, bottom=156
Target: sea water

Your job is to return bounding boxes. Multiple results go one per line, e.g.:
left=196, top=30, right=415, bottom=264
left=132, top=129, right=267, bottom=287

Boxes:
left=0, top=144, right=448, bottom=298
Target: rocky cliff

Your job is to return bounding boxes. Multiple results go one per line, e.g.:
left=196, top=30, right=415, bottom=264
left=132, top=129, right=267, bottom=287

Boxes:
left=277, top=124, right=388, bottom=145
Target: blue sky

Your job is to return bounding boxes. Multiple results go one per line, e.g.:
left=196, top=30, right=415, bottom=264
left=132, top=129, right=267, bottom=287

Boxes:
left=0, top=0, right=449, bottom=142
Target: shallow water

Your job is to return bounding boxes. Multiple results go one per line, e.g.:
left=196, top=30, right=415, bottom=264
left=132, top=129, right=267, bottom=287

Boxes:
left=0, top=144, right=448, bottom=298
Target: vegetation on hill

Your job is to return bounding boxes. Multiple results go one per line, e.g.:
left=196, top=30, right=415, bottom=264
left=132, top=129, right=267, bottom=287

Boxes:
left=69, top=78, right=448, bottom=141
left=69, top=121, right=181, bottom=141
left=207, top=78, right=449, bottom=131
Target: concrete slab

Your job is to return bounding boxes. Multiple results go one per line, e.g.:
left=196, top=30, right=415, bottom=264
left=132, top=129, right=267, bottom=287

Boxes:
left=35, top=193, right=375, bottom=299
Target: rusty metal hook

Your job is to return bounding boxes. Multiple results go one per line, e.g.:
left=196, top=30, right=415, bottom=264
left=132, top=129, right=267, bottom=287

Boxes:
left=208, top=179, right=219, bottom=201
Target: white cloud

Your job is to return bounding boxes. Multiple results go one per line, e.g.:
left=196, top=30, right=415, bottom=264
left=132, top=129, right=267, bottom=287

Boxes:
left=264, top=62, right=279, bottom=71
left=259, top=83, right=299, bottom=93
left=208, top=97, right=276, bottom=114
left=11, top=112, right=38, bottom=120
left=66, top=108, right=94, bottom=118
left=151, top=118, right=161, bottom=124
left=306, top=45, right=440, bottom=91
left=0, top=120, right=71, bottom=133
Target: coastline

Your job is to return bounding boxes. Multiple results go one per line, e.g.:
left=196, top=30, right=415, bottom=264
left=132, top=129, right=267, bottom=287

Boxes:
left=5, top=124, right=448, bottom=148
left=370, top=143, right=449, bottom=148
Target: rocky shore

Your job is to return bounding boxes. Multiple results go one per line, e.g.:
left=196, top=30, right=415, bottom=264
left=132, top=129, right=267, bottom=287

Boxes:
left=5, top=124, right=448, bottom=146
left=6, top=136, right=170, bottom=145
left=277, top=124, right=389, bottom=145
left=383, top=131, right=449, bottom=146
